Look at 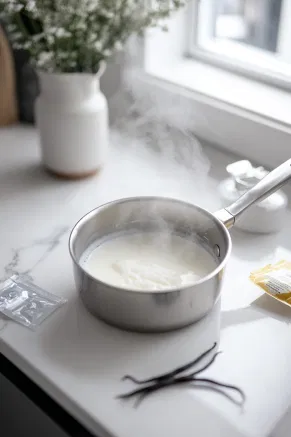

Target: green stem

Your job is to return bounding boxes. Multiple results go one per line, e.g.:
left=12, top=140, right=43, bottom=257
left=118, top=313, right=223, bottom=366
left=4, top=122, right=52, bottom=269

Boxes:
left=14, top=11, right=30, bottom=38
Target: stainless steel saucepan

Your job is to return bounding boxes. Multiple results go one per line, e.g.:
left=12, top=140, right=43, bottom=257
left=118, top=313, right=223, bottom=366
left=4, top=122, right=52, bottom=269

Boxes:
left=69, top=159, right=291, bottom=332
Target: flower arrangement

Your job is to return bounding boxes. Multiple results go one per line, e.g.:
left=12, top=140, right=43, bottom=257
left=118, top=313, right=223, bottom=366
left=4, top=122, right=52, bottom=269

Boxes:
left=0, top=0, right=185, bottom=73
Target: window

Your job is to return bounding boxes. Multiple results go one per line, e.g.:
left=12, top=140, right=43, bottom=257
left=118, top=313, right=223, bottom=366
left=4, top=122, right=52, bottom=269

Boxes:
left=189, top=0, right=291, bottom=89
left=138, top=0, right=291, bottom=168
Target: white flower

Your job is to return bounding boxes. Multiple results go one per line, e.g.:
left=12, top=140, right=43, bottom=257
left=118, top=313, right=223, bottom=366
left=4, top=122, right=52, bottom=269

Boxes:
left=87, top=0, right=99, bottom=13
left=46, top=27, right=71, bottom=39
left=55, top=28, right=71, bottom=38
left=11, top=31, right=23, bottom=41
left=88, top=34, right=96, bottom=44
left=114, top=41, right=123, bottom=51
left=101, top=10, right=115, bottom=19
left=75, top=22, right=87, bottom=31
left=103, top=49, right=112, bottom=57
left=94, top=41, right=103, bottom=51
left=7, top=23, right=17, bottom=32
left=32, top=34, right=44, bottom=42
left=26, top=1, right=36, bottom=12
left=47, top=27, right=58, bottom=35
left=37, top=51, right=54, bottom=67
left=6, top=4, right=23, bottom=13
left=58, top=52, right=71, bottom=59
left=23, top=41, right=32, bottom=49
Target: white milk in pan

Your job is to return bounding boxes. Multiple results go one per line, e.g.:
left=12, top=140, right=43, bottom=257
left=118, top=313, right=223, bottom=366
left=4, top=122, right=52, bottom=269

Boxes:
left=80, top=232, right=218, bottom=291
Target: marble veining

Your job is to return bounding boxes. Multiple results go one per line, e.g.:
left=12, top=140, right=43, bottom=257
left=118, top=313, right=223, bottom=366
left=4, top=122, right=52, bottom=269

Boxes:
left=0, top=319, right=9, bottom=334
left=1, top=226, right=69, bottom=282
left=0, top=226, right=69, bottom=335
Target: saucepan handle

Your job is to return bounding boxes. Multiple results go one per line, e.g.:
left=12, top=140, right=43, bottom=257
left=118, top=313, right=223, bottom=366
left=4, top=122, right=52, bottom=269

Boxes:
left=214, top=158, right=291, bottom=228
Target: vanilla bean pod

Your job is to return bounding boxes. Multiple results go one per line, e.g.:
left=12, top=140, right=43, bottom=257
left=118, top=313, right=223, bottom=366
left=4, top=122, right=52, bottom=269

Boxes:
left=117, top=343, right=245, bottom=407
left=190, top=378, right=246, bottom=404
left=117, top=375, right=245, bottom=407
left=187, top=351, right=222, bottom=377
left=122, top=342, right=217, bottom=385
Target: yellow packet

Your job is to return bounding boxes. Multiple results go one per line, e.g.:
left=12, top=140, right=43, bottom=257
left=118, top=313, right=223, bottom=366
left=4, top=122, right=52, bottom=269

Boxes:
left=250, top=260, right=291, bottom=307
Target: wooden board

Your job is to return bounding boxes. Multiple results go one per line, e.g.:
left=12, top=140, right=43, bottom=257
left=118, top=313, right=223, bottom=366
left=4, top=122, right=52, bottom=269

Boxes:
left=0, top=25, right=18, bottom=125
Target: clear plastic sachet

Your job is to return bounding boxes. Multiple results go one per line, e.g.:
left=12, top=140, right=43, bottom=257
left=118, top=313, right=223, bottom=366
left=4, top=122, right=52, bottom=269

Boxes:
left=0, top=275, right=67, bottom=329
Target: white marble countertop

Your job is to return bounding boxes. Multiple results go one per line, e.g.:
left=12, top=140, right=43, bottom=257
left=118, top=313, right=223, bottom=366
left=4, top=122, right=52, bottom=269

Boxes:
left=0, top=126, right=290, bottom=437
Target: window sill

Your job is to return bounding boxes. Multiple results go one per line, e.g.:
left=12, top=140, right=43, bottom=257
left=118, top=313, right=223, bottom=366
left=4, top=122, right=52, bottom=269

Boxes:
left=140, top=54, right=291, bottom=168
left=145, top=57, right=291, bottom=128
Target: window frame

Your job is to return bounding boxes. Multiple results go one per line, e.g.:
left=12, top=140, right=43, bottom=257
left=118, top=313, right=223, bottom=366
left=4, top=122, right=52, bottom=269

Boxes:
left=187, top=0, right=291, bottom=91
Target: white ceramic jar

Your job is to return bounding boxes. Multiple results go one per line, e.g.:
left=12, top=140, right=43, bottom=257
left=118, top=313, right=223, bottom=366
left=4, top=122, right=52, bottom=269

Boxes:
left=218, top=160, right=288, bottom=234
left=35, top=63, right=108, bottom=179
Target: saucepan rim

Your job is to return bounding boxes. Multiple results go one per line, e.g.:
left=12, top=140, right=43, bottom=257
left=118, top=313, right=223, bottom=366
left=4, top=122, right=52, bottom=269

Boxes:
left=68, top=196, right=232, bottom=294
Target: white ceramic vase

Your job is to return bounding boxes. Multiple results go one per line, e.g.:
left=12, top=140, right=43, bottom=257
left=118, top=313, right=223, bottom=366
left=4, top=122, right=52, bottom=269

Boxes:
left=35, top=63, right=108, bottom=179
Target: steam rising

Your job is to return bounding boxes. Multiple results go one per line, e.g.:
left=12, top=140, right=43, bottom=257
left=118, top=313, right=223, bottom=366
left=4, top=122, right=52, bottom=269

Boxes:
left=109, top=38, right=214, bottom=206
left=88, top=40, right=220, bottom=275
